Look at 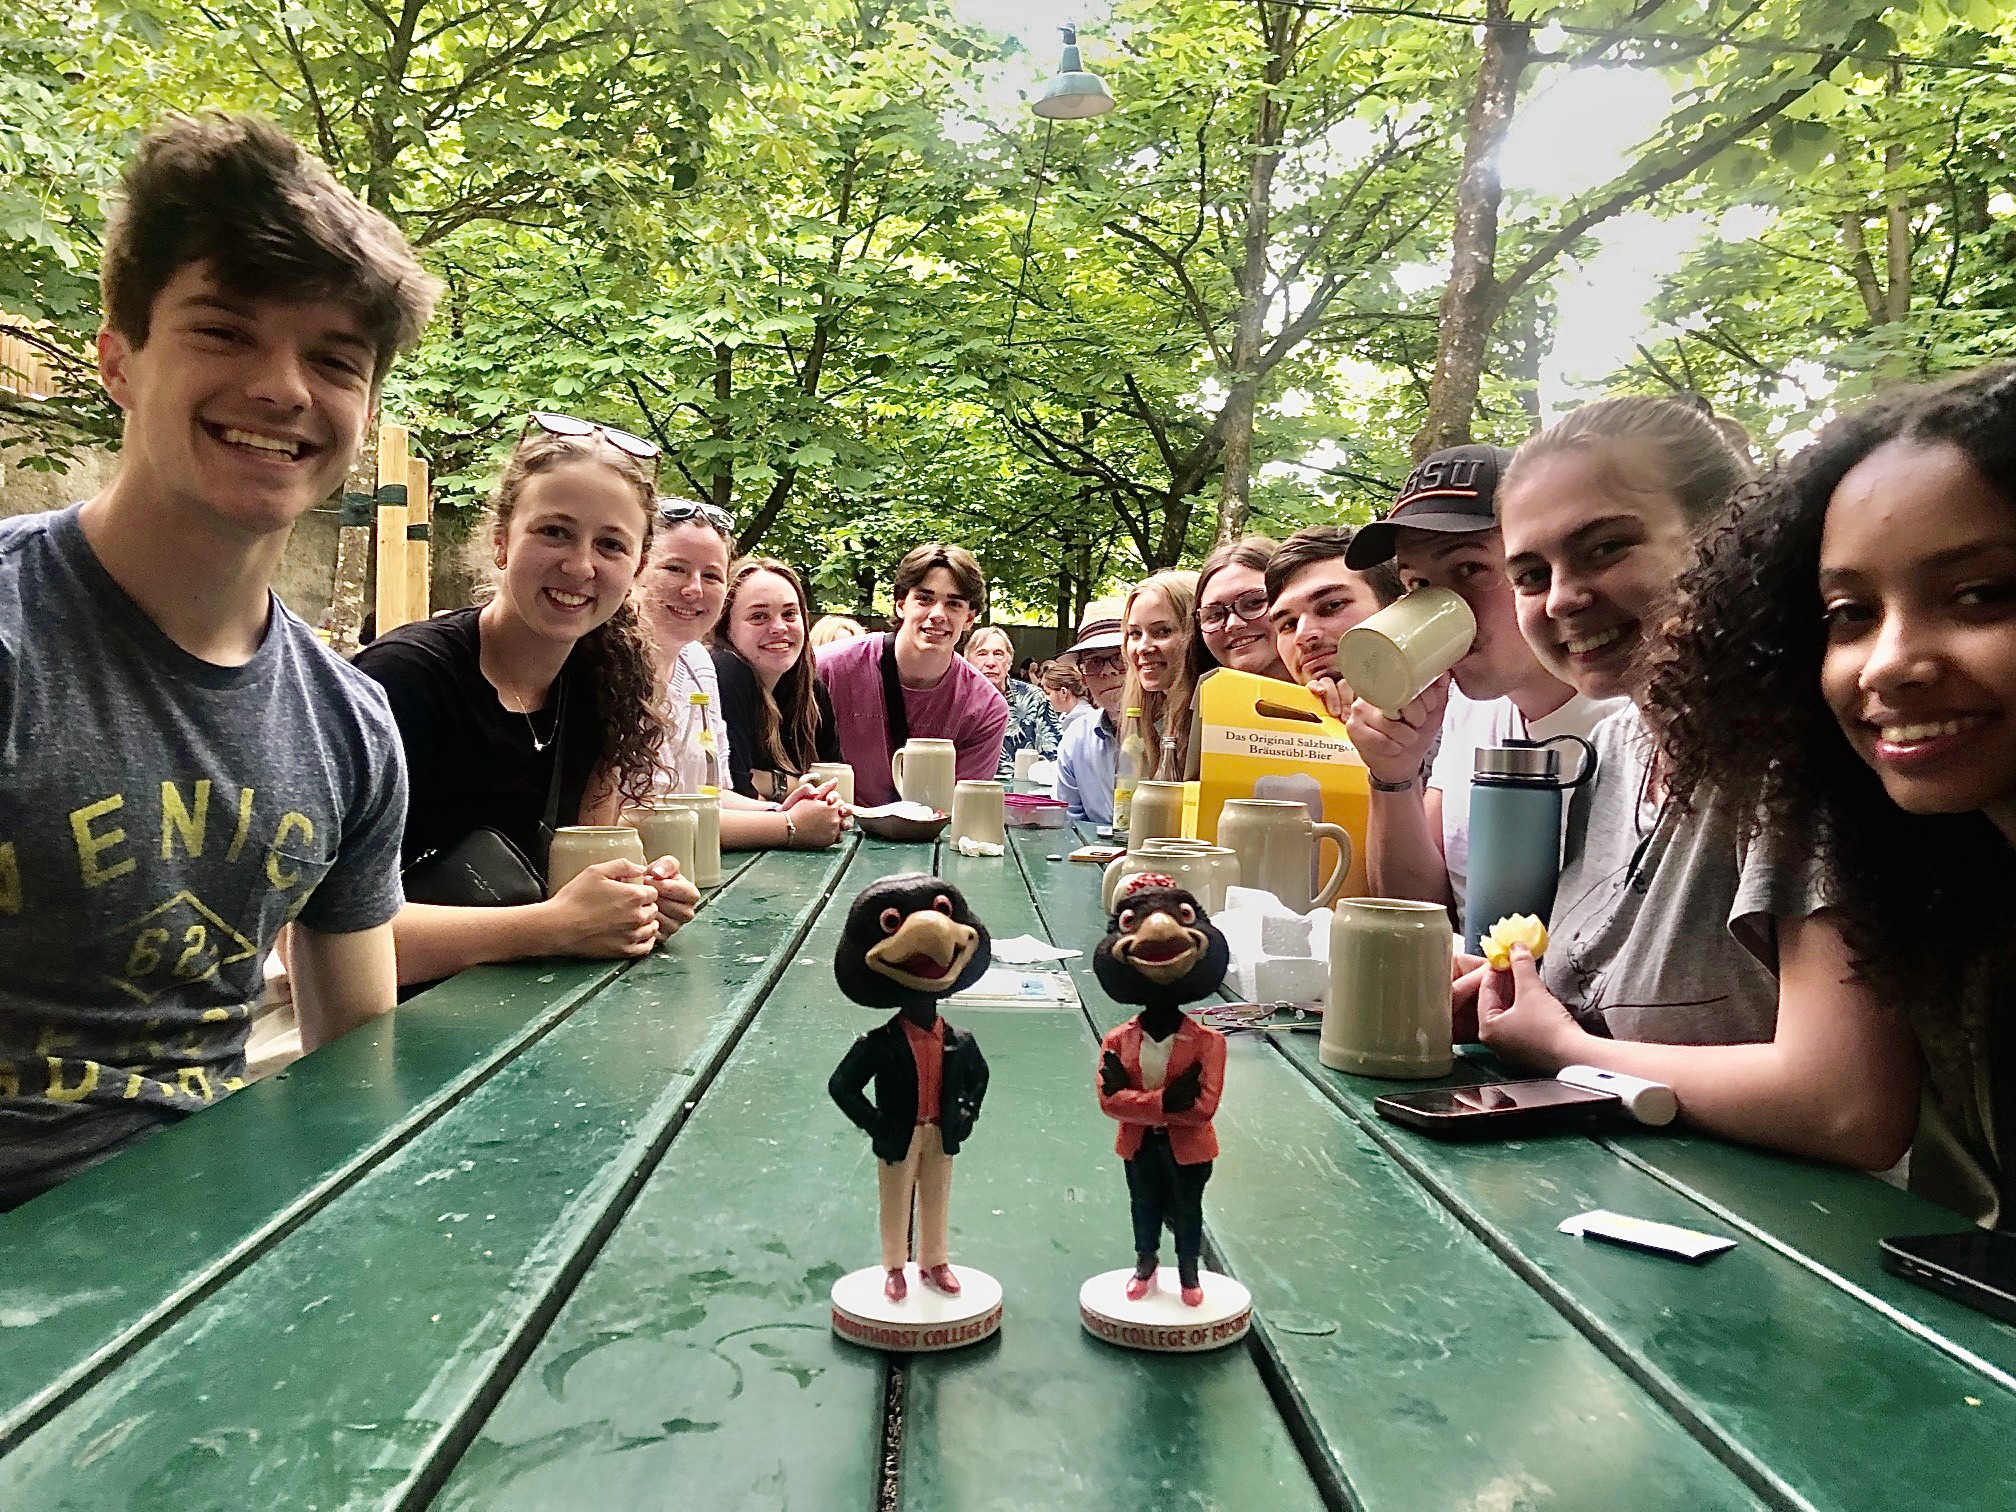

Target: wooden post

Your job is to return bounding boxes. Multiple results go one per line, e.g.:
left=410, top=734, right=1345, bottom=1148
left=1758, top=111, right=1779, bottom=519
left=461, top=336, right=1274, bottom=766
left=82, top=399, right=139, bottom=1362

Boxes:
left=327, top=426, right=380, bottom=657
left=374, top=422, right=410, bottom=634
left=405, top=456, right=431, bottom=621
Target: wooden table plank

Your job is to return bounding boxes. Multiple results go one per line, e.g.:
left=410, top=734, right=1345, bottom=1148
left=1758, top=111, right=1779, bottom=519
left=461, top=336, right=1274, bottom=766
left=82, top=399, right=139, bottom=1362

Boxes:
left=425, top=838, right=923, bottom=1512
left=0, top=844, right=850, bottom=1510
left=1011, top=830, right=1768, bottom=1510
left=1271, top=1032, right=2016, bottom=1512
left=897, top=846, right=1327, bottom=1512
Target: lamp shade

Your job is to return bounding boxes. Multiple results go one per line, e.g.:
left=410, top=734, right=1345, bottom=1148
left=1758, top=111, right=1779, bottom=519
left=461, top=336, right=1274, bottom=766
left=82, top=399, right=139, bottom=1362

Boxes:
left=1032, top=30, right=1115, bottom=120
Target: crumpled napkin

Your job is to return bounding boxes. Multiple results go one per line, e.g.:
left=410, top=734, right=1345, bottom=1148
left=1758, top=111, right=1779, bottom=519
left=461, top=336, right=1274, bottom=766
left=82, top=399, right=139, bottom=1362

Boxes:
left=953, top=835, right=1005, bottom=857
left=989, top=933, right=1083, bottom=964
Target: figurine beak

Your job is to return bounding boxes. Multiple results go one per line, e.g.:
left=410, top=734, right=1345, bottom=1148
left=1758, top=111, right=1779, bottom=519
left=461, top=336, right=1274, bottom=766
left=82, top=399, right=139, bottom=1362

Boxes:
left=1116, top=911, right=1204, bottom=984
left=866, top=910, right=979, bottom=992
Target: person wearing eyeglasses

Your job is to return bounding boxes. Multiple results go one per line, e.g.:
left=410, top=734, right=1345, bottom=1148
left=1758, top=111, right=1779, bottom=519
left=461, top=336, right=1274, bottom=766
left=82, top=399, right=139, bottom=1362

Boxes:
left=964, top=625, right=1060, bottom=781
left=636, top=499, right=846, bottom=849
left=1051, top=609, right=1129, bottom=823
left=1342, top=447, right=1617, bottom=920
left=355, top=415, right=702, bottom=986
left=1194, top=537, right=1291, bottom=683
left=816, top=544, right=1008, bottom=809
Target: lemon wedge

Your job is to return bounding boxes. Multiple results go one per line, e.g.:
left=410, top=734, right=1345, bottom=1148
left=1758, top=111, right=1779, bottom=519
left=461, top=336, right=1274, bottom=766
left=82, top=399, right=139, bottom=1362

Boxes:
left=1481, top=914, right=1549, bottom=970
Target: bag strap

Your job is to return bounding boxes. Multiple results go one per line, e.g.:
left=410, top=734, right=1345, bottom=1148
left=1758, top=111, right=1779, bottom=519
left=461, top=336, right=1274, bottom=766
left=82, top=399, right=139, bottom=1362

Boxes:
left=877, top=631, right=909, bottom=759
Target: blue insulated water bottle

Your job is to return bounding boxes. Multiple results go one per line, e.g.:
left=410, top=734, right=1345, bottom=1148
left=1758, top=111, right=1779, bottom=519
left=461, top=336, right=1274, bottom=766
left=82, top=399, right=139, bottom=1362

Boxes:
left=1462, top=735, right=1596, bottom=955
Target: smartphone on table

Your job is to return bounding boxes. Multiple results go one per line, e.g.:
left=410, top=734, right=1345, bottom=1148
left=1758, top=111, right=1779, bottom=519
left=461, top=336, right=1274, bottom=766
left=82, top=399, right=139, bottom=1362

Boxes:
left=1374, top=1080, right=1620, bottom=1140
left=1879, top=1229, right=2016, bottom=1328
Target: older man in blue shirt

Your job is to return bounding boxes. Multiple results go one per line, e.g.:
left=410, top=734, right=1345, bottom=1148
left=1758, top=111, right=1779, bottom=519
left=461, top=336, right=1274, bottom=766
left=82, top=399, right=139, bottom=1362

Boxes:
left=1051, top=611, right=1127, bottom=824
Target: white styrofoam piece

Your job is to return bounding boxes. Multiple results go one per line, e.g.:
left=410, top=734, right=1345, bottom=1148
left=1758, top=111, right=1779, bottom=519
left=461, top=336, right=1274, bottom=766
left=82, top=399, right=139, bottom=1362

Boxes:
left=1223, top=885, right=1293, bottom=916
left=1260, top=911, right=1316, bottom=957
left=1253, top=955, right=1327, bottom=1003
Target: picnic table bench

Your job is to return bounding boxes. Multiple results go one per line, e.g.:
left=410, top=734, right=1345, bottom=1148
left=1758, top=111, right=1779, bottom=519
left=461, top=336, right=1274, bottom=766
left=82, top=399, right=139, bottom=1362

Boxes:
left=3, top=822, right=2011, bottom=1510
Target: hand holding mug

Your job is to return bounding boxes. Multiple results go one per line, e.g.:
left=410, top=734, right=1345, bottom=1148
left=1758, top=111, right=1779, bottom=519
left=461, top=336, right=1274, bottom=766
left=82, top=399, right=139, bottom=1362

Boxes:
left=645, top=855, right=701, bottom=939
left=1346, top=675, right=1451, bottom=788
left=545, top=859, right=660, bottom=958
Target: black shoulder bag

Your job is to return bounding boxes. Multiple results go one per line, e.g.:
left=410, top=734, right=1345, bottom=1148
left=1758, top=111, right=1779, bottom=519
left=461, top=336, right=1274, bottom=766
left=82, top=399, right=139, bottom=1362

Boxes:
left=402, top=685, right=568, bottom=907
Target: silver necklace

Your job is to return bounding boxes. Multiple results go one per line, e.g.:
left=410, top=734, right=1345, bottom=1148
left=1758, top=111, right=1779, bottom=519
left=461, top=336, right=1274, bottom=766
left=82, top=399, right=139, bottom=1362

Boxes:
left=508, top=684, right=563, bottom=753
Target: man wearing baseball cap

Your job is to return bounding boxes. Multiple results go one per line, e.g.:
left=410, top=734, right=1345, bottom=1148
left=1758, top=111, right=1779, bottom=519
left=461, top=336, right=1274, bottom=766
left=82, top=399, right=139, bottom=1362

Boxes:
left=1050, top=605, right=1127, bottom=824
left=1343, top=444, right=1620, bottom=919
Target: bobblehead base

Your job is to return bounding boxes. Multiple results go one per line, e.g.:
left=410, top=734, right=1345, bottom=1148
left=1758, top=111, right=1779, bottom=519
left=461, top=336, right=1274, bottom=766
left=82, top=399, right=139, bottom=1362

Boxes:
left=1079, top=1268, right=1251, bottom=1353
left=831, top=1264, right=1003, bottom=1352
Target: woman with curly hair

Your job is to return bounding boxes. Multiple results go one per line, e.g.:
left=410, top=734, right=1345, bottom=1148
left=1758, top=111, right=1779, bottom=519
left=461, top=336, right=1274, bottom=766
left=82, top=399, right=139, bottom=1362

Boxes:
left=636, top=502, right=846, bottom=850
left=1650, top=365, right=2016, bottom=1221
left=1122, top=570, right=1201, bottom=779
left=712, top=557, right=840, bottom=800
left=1475, top=395, right=1918, bottom=1171
left=356, top=421, right=701, bottom=983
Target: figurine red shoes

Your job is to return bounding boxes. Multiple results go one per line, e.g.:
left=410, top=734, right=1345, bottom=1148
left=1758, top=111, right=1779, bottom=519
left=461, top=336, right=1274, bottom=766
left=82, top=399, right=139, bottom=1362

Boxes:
left=884, top=1268, right=907, bottom=1302
left=1180, top=1283, right=1204, bottom=1307
left=919, top=1263, right=962, bottom=1296
left=1125, top=1266, right=1155, bottom=1302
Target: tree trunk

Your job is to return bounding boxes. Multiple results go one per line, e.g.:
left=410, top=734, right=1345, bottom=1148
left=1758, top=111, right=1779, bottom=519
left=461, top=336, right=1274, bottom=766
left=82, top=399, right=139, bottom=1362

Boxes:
left=1214, top=2, right=1300, bottom=543
left=1413, top=0, right=1528, bottom=462
left=710, top=342, right=734, bottom=511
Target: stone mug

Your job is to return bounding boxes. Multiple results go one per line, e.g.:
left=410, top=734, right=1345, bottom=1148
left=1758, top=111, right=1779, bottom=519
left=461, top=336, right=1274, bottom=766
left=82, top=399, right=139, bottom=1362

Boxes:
left=1215, top=798, right=1350, bottom=913
left=890, top=738, right=957, bottom=814
left=1323, top=897, right=1454, bottom=1078
left=1336, top=587, right=1477, bottom=716
left=807, top=762, right=856, bottom=807
left=1102, top=838, right=1240, bottom=914
left=659, top=792, right=723, bottom=887
left=547, top=826, right=645, bottom=897
left=1126, top=780, right=1187, bottom=849
left=951, top=780, right=1006, bottom=847
left=631, top=803, right=700, bottom=885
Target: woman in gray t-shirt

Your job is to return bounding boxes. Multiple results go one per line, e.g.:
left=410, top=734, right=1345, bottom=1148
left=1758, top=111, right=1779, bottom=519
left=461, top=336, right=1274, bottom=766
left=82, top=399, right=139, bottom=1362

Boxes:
left=1475, top=396, right=1920, bottom=1174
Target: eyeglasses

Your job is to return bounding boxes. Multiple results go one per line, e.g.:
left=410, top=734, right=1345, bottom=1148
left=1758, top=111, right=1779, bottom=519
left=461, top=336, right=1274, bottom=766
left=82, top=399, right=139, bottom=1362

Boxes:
left=526, top=410, right=661, bottom=461
left=1079, top=650, right=1124, bottom=674
left=656, top=496, right=736, bottom=536
left=1198, top=588, right=1270, bottom=630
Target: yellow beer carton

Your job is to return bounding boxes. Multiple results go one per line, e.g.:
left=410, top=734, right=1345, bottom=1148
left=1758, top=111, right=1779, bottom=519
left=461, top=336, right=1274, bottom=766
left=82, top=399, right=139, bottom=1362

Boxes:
left=1185, top=668, right=1370, bottom=898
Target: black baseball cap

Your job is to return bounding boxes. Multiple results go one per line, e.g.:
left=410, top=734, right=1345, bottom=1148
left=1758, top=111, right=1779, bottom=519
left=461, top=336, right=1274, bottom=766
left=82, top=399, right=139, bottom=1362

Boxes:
left=1344, top=443, right=1512, bottom=568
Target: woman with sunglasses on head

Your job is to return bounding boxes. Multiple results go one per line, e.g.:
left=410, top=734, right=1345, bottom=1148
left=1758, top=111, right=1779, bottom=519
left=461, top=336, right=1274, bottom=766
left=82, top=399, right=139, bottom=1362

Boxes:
left=1473, top=395, right=1918, bottom=1172
left=1121, top=571, right=1201, bottom=780
left=1194, top=536, right=1290, bottom=682
left=1652, top=366, right=2016, bottom=1222
left=355, top=417, right=701, bottom=984
left=964, top=624, right=1060, bottom=781
left=637, top=498, right=845, bottom=849
left=711, top=557, right=840, bottom=800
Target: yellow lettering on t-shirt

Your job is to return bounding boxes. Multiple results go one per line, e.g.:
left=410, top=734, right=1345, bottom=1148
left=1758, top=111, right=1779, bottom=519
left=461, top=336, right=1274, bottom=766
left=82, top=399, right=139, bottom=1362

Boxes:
left=176, top=1066, right=214, bottom=1103
left=172, top=923, right=218, bottom=983
left=0, top=1062, right=20, bottom=1098
left=123, top=1072, right=146, bottom=1100
left=161, top=779, right=213, bottom=859
left=45, top=1057, right=100, bottom=1103
left=70, top=795, right=135, bottom=888
left=33, top=1022, right=74, bottom=1058
left=125, top=927, right=170, bottom=980
left=225, top=785, right=256, bottom=863
left=0, top=841, right=18, bottom=915
left=265, top=812, right=315, bottom=890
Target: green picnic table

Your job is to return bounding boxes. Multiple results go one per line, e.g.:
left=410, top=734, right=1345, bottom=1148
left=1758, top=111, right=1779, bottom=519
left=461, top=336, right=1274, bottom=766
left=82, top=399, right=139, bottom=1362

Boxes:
left=3, top=825, right=2011, bottom=1510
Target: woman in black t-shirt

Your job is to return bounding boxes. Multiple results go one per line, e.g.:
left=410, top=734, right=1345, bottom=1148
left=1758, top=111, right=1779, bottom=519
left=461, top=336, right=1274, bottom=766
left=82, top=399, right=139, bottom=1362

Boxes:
left=355, top=422, right=700, bottom=984
left=711, top=558, right=840, bottom=800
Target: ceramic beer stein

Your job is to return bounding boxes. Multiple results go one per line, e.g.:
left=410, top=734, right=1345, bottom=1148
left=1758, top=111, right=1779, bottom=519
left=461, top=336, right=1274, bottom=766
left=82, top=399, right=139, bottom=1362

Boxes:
left=1215, top=799, right=1350, bottom=912
left=1323, top=898, right=1454, bottom=1078
left=1101, top=839, right=1240, bottom=914
left=659, top=792, right=723, bottom=887
left=890, top=738, right=957, bottom=814
left=631, top=803, right=700, bottom=885
left=1125, top=780, right=1186, bottom=849
left=1013, top=747, right=1042, bottom=785
left=1336, top=588, right=1477, bottom=716
left=951, top=780, right=1006, bottom=847
left=807, top=762, right=856, bottom=806
left=547, top=826, right=646, bottom=896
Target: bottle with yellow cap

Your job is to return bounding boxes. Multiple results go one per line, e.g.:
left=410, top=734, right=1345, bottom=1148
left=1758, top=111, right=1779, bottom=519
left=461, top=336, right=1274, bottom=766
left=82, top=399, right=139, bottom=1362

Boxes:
left=1112, top=707, right=1145, bottom=831
left=691, top=689, right=720, bottom=797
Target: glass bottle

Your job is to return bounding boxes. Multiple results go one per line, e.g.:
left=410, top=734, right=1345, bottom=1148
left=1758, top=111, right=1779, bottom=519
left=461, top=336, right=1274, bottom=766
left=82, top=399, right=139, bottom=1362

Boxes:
left=1157, top=731, right=1182, bottom=783
left=691, top=689, right=720, bottom=796
left=1113, top=706, right=1146, bottom=831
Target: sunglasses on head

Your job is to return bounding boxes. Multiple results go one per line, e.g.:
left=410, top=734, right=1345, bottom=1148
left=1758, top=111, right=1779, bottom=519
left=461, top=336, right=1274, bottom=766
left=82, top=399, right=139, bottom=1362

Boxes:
left=526, top=410, right=661, bottom=462
left=656, top=496, right=736, bottom=535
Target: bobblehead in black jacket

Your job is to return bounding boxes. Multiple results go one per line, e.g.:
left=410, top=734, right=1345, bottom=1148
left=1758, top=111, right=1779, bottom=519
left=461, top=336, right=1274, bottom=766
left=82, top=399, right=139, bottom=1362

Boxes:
left=829, top=1019, right=990, bottom=1163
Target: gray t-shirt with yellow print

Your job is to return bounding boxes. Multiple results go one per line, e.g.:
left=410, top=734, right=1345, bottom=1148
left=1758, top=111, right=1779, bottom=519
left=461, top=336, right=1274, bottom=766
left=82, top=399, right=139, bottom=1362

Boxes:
left=0, top=504, right=407, bottom=1202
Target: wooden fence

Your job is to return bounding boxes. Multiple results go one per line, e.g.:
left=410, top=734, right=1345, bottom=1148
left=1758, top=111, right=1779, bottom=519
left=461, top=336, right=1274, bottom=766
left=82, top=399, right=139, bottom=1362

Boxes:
left=0, top=324, right=65, bottom=401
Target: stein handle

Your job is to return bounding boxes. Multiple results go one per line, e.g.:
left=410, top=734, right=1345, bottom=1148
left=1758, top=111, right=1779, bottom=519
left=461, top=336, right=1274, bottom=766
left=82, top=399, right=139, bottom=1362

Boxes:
left=1102, top=855, right=1129, bottom=913
left=890, top=747, right=907, bottom=800
left=1310, top=823, right=1352, bottom=908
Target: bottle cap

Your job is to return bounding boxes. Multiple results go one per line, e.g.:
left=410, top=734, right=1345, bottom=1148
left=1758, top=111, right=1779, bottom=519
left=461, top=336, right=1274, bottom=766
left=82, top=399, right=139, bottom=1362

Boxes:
left=689, top=690, right=710, bottom=706
left=1474, top=742, right=1559, bottom=781
left=1124, top=705, right=1143, bottom=716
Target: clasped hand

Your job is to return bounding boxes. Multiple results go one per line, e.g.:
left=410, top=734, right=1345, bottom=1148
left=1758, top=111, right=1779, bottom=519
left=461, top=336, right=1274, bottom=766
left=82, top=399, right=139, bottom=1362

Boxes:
left=1343, top=675, right=1451, bottom=788
left=546, top=856, right=699, bottom=958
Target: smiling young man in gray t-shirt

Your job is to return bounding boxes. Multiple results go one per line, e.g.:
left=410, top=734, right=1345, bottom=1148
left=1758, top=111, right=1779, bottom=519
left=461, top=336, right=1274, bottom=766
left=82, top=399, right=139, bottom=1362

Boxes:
left=0, top=113, right=439, bottom=1207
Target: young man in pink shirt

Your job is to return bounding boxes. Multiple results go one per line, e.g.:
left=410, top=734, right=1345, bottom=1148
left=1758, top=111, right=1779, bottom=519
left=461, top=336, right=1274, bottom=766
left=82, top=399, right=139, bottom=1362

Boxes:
left=816, top=544, right=1008, bottom=808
